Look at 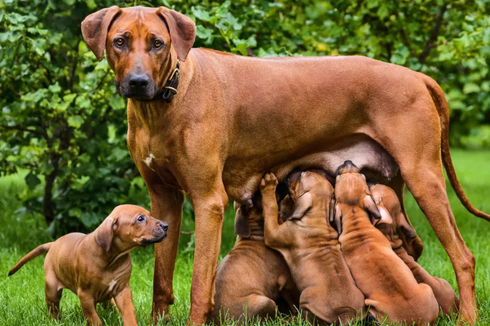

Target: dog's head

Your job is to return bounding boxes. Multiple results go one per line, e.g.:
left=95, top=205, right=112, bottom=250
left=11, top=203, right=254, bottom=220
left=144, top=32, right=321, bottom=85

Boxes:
left=334, top=160, right=381, bottom=232
left=94, top=204, right=168, bottom=252
left=286, top=170, right=334, bottom=222
left=81, top=6, right=195, bottom=100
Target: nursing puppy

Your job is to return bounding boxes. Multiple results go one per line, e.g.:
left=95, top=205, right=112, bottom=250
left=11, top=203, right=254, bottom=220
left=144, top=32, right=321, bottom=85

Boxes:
left=260, top=171, right=365, bottom=325
left=334, top=161, right=438, bottom=325
left=211, top=197, right=299, bottom=323
left=9, top=205, right=168, bottom=326
left=370, top=183, right=459, bottom=315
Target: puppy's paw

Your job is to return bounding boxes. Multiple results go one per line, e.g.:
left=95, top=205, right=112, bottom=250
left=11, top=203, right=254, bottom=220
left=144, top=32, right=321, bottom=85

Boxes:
left=260, top=173, right=278, bottom=192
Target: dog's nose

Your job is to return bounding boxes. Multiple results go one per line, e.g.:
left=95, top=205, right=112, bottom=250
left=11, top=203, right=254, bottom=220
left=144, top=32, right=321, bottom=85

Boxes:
left=159, top=222, right=168, bottom=232
left=129, top=74, right=149, bottom=88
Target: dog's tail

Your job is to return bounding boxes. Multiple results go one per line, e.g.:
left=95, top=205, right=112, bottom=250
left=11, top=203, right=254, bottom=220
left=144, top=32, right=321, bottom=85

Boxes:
left=8, top=242, right=53, bottom=276
left=425, top=76, right=490, bottom=221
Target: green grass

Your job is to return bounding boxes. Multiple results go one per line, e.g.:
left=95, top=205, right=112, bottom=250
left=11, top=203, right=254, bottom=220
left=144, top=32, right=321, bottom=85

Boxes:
left=0, top=149, right=489, bottom=325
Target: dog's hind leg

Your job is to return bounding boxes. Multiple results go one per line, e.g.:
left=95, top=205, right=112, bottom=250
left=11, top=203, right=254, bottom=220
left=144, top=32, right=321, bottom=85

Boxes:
left=44, top=272, right=62, bottom=320
left=244, top=294, right=278, bottom=320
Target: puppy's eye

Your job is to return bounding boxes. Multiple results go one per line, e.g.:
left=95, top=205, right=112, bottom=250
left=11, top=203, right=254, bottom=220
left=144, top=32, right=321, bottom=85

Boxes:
left=137, top=215, right=145, bottom=222
left=114, top=38, right=125, bottom=47
left=153, top=40, right=163, bottom=49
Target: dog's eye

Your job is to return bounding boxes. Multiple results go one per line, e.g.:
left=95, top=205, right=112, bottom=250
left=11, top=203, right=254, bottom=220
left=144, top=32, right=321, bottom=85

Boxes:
left=137, top=215, right=145, bottom=222
left=114, top=38, right=125, bottom=47
left=153, top=40, right=163, bottom=49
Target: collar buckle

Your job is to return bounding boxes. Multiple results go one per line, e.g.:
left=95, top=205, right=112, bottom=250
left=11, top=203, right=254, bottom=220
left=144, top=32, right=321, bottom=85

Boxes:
left=161, top=61, right=180, bottom=103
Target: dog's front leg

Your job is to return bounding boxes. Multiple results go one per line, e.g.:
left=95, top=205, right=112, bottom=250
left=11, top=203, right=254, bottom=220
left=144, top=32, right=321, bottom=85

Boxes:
left=149, top=185, right=185, bottom=323
left=78, top=291, right=102, bottom=326
left=188, top=186, right=228, bottom=325
left=114, top=288, right=137, bottom=326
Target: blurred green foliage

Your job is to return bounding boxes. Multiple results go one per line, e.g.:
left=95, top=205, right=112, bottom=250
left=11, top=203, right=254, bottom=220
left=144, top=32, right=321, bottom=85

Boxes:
left=1, top=0, right=489, bottom=233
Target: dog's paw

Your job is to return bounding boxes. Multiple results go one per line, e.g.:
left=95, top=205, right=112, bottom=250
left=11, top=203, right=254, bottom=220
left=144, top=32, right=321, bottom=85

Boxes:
left=260, top=173, right=278, bottom=192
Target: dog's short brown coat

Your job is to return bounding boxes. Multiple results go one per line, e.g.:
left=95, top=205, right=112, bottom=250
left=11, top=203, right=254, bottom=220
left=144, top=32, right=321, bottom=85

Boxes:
left=260, top=171, right=365, bottom=324
left=211, top=200, right=299, bottom=322
left=370, top=183, right=459, bottom=315
left=9, top=205, right=167, bottom=326
left=81, top=6, right=489, bottom=324
left=335, top=162, right=439, bottom=325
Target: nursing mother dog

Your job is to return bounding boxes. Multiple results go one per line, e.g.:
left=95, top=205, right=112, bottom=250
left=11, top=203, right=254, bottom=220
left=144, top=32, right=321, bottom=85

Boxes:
left=81, top=5, right=490, bottom=324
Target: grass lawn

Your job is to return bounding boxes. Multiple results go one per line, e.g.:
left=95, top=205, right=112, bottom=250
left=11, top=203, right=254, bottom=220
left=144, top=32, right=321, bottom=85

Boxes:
left=0, top=149, right=489, bottom=325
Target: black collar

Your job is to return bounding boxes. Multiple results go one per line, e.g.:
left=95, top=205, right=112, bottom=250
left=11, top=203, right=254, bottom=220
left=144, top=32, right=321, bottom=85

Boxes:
left=147, top=61, right=179, bottom=103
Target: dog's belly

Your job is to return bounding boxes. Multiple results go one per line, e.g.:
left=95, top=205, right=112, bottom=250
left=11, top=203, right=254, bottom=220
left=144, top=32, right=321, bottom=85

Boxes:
left=223, top=135, right=398, bottom=205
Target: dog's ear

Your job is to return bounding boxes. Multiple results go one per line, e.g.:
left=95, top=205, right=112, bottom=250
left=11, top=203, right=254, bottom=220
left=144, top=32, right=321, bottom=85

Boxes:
left=396, top=213, right=418, bottom=243
left=363, top=195, right=381, bottom=220
left=289, top=192, right=312, bottom=220
left=333, top=204, right=342, bottom=234
left=81, top=6, right=121, bottom=61
left=157, top=7, right=196, bottom=61
left=95, top=217, right=119, bottom=251
left=374, top=205, right=393, bottom=226
left=234, top=205, right=251, bottom=238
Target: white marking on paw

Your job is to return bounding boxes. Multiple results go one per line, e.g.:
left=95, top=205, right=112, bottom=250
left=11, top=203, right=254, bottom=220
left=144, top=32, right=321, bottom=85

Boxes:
left=108, top=279, right=117, bottom=292
left=143, top=153, right=156, bottom=171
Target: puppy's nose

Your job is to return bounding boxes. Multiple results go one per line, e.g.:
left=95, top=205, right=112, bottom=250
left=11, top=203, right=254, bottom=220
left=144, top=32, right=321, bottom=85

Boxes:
left=129, top=74, right=149, bottom=88
left=159, top=222, right=169, bottom=232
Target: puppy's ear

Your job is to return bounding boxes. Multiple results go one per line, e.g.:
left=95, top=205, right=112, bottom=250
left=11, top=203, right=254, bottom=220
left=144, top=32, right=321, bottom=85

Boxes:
left=157, top=7, right=196, bottom=61
left=374, top=205, right=393, bottom=226
left=333, top=204, right=342, bottom=234
left=289, top=192, right=312, bottom=220
left=234, top=205, right=251, bottom=238
left=363, top=195, right=381, bottom=220
left=95, top=217, right=119, bottom=252
left=396, top=213, right=418, bottom=243
left=81, top=6, right=121, bottom=61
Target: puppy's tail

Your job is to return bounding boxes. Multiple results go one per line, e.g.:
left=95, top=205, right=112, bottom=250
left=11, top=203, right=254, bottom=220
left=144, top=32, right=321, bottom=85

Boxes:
left=425, top=76, right=490, bottom=222
left=8, top=242, right=53, bottom=276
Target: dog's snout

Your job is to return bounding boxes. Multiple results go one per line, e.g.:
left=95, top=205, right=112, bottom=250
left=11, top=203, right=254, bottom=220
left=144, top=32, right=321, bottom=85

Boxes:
left=159, top=222, right=169, bottom=232
left=129, top=74, right=150, bottom=88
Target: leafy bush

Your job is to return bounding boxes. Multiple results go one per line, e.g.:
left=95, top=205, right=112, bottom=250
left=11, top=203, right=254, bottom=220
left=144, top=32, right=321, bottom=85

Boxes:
left=1, top=0, right=489, bottom=234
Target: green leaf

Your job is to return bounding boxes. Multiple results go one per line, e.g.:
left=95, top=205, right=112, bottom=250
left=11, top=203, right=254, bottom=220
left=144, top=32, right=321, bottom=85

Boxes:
left=463, top=83, right=481, bottom=94
left=25, top=172, right=41, bottom=190
left=68, top=115, right=84, bottom=128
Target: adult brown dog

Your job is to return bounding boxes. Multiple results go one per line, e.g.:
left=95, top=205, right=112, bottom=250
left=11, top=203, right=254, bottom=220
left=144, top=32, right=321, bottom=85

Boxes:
left=9, top=205, right=168, bottom=326
left=370, top=183, right=460, bottom=315
left=334, top=161, right=439, bottom=325
left=81, top=6, right=489, bottom=324
left=211, top=198, right=299, bottom=323
left=260, top=171, right=365, bottom=324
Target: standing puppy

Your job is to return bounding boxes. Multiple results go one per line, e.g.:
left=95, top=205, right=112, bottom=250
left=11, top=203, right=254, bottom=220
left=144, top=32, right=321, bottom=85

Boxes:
left=260, top=171, right=365, bottom=325
left=211, top=197, right=299, bottom=323
left=334, top=161, right=439, bottom=325
left=9, top=205, right=168, bottom=326
left=370, top=183, right=459, bottom=315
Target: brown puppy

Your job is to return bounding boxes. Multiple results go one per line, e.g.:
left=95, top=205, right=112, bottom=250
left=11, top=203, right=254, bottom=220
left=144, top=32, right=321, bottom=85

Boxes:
left=211, top=198, right=299, bottom=323
left=334, top=161, right=438, bottom=325
left=9, top=205, right=168, bottom=326
left=260, top=171, right=365, bottom=325
left=81, top=6, right=490, bottom=324
left=370, top=183, right=460, bottom=315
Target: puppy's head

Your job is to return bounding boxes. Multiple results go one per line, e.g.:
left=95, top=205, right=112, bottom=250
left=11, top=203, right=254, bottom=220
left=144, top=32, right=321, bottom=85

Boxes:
left=334, top=161, right=381, bottom=230
left=370, top=184, right=418, bottom=245
left=286, top=170, right=334, bottom=221
left=95, top=204, right=168, bottom=252
left=233, top=196, right=263, bottom=238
